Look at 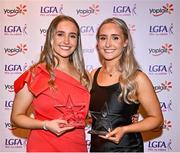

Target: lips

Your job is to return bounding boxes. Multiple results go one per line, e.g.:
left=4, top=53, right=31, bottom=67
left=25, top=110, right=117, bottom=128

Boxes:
left=59, top=45, right=71, bottom=50
left=104, top=49, right=115, bottom=53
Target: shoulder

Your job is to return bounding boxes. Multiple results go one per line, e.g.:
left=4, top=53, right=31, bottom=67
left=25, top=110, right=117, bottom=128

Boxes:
left=135, top=70, right=152, bottom=84
left=14, top=63, right=47, bottom=85
left=30, top=63, right=47, bottom=75
left=14, top=63, right=50, bottom=96
left=135, top=70, right=154, bottom=93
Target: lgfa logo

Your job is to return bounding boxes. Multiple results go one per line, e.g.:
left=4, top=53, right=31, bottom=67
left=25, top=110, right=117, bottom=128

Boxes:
left=160, top=99, right=172, bottom=112
left=4, top=24, right=27, bottom=36
left=149, top=23, right=173, bottom=35
left=5, top=138, right=26, bottom=148
left=112, top=4, right=136, bottom=16
left=4, top=63, right=28, bottom=74
left=148, top=63, right=172, bottom=75
left=4, top=4, right=27, bottom=17
left=5, top=100, right=13, bottom=110
left=40, top=5, right=63, bottom=16
left=148, top=139, right=172, bottom=151
left=149, top=3, right=174, bottom=16
left=80, top=25, right=95, bottom=35
left=76, top=4, right=100, bottom=17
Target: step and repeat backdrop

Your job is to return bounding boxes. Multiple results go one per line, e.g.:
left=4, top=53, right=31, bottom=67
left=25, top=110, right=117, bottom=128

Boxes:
left=1, top=0, right=180, bottom=152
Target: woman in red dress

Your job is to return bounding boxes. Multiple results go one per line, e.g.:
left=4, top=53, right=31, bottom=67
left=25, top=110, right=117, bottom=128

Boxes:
left=11, top=15, right=90, bottom=152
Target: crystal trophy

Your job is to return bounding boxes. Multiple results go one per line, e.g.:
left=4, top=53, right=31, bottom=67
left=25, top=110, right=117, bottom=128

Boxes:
left=88, top=102, right=113, bottom=136
left=54, top=95, right=85, bottom=128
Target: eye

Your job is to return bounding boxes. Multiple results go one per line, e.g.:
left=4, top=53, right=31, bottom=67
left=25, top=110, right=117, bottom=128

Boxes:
left=56, top=32, right=64, bottom=37
left=70, top=34, right=78, bottom=39
left=112, top=36, right=119, bottom=40
left=98, top=36, right=106, bottom=40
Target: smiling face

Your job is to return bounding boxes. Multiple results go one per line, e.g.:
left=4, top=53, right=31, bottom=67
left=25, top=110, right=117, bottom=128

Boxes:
left=52, top=20, right=78, bottom=60
left=97, top=22, right=128, bottom=61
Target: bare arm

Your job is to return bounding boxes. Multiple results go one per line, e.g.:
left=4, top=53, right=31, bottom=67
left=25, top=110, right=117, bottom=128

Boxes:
left=123, top=71, right=163, bottom=132
left=11, top=83, right=74, bottom=136
left=11, top=83, right=39, bottom=129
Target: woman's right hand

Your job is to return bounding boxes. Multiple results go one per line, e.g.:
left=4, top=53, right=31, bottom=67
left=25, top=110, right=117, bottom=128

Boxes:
left=44, top=119, right=75, bottom=136
left=131, top=113, right=139, bottom=123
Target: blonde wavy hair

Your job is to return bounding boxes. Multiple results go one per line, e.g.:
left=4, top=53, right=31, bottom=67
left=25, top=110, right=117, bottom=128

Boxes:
left=33, top=15, right=90, bottom=89
left=96, top=17, right=141, bottom=104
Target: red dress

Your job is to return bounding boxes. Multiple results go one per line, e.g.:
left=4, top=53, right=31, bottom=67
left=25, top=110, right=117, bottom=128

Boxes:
left=14, top=64, right=90, bottom=152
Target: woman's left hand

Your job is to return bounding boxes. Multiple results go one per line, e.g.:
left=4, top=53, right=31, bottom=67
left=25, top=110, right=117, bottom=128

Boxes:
left=99, top=127, right=126, bottom=144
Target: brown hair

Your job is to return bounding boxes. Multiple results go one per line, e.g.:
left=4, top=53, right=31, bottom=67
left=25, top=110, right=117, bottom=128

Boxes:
left=33, top=15, right=90, bottom=88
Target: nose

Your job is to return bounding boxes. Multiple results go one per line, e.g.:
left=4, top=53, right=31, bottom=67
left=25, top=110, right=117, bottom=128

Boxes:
left=63, top=35, right=70, bottom=44
left=105, top=38, right=111, bottom=48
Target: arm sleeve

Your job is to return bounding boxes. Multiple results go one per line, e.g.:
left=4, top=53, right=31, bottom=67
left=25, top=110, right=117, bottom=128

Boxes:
left=14, top=68, right=49, bottom=96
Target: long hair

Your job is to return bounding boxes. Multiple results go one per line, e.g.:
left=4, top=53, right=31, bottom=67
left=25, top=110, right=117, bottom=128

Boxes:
left=34, top=15, right=90, bottom=88
left=96, top=17, right=140, bottom=104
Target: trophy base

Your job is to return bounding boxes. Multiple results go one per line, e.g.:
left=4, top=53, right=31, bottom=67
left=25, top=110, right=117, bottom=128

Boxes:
left=88, top=129, right=108, bottom=136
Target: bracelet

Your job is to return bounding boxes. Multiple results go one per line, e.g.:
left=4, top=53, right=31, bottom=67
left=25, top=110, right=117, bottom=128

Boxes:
left=42, top=121, right=48, bottom=130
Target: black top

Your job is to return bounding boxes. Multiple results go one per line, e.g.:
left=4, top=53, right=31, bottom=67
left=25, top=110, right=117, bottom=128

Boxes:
left=89, top=68, right=144, bottom=152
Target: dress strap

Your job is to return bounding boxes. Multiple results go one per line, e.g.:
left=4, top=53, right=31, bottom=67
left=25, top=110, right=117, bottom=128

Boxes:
left=92, top=67, right=101, bottom=88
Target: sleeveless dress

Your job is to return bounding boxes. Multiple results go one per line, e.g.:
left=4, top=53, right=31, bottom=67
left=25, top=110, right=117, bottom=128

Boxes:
left=89, top=68, right=144, bottom=152
left=14, top=64, right=90, bottom=152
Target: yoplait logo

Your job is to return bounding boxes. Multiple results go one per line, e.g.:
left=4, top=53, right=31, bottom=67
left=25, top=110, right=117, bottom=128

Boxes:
left=76, top=4, right=100, bottom=17
left=149, top=43, right=173, bottom=56
left=149, top=3, right=173, bottom=17
left=4, top=43, right=28, bottom=56
left=4, top=4, right=27, bottom=17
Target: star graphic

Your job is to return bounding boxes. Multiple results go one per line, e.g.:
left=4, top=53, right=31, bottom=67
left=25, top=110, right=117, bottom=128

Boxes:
left=89, top=101, right=122, bottom=135
left=54, top=95, right=85, bottom=128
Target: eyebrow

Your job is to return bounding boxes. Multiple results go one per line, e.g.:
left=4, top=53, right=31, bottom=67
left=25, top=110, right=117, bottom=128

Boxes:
left=98, top=34, right=121, bottom=37
left=56, top=30, right=78, bottom=35
left=111, top=34, right=121, bottom=36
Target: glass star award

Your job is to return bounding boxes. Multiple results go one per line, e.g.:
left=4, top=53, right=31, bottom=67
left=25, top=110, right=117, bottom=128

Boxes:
left=88, top=102, right=122, bottom=135
left=54, top=95, right=85, bottom=128
left=88, top=102, right=113, bottom=136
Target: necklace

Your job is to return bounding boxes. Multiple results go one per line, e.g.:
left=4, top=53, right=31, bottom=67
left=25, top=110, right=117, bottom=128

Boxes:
left=102, top=66, right=121, bottom=78
left=109, top=73, right=113, bottom=77
left=102, top=69, right=114, bottom=77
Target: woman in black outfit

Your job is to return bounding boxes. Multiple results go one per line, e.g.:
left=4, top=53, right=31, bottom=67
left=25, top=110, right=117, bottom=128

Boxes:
left=89, top=17, right=163, bottom=152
